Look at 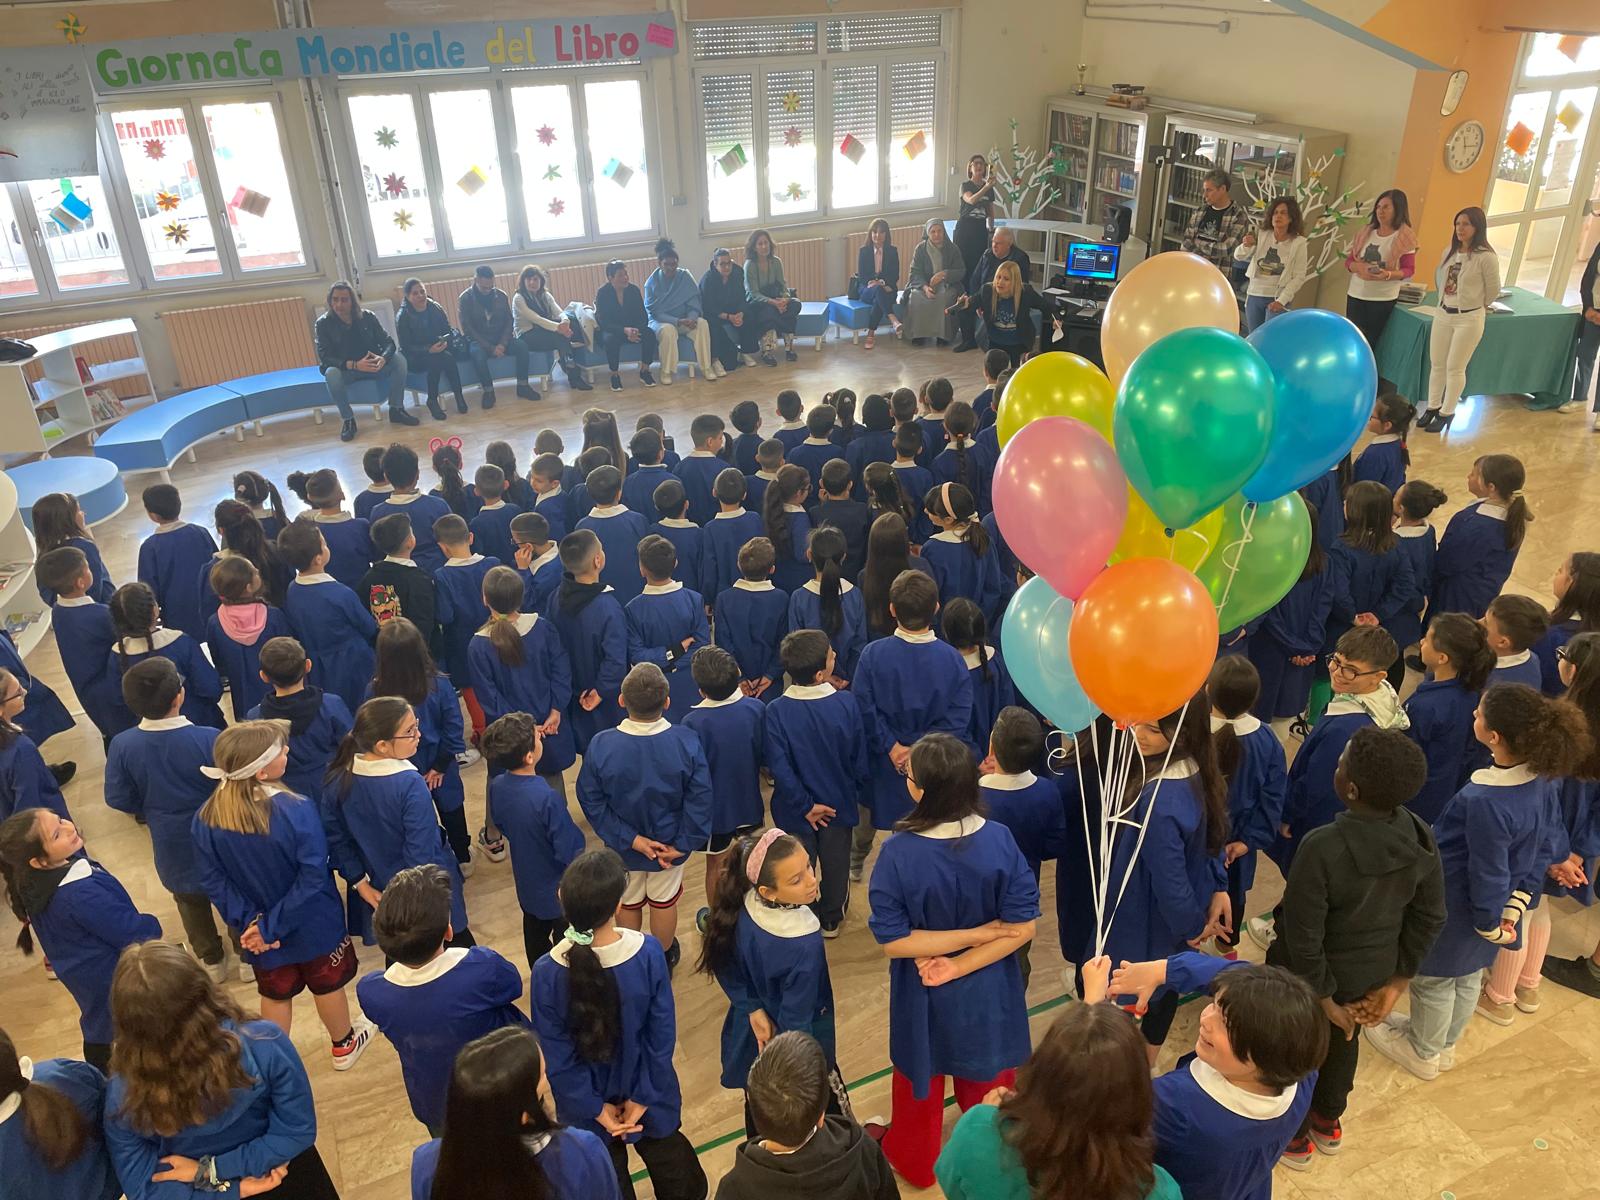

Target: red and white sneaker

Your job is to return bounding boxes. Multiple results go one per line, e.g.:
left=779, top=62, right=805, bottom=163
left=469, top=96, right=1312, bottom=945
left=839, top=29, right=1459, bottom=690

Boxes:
left=1308, top=1113, right=1342, bottom=1155
left=331, top=1018, right=375, bottom=1072
left=1280, top=1134, right=1315, bottom=1171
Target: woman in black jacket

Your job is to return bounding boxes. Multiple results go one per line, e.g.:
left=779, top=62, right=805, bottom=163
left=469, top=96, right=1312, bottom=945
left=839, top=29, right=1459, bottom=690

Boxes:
left=702, top=247, right=757, bottom=374
left=957, top=260, right=1046, bottom=368
left=855, top=218, right=902, bottom=348
left=395, top=278, right=466, bottom=420
left=593, top=260, right=657, bottom=393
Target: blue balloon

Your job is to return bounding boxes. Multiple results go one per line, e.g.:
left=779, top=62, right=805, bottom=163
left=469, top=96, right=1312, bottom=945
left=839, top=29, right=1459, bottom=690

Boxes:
left=1000, top=576, right=1100, bottom=733
left=1241, top=309, right=1376, bottom=503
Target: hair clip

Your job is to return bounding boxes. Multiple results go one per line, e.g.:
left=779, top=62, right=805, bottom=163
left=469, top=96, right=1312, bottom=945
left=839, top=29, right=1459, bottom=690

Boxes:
left=429, top=436, right=464, bottom=454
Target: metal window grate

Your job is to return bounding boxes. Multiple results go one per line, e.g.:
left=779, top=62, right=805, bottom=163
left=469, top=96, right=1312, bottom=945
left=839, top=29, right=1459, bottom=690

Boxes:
left=702, top=73, right=754, bottom=151
left=826, top=13, right=942, bottom=52
left=889, top=60, right=937, bottom=141
left=692, top=20, right=817, bottom=59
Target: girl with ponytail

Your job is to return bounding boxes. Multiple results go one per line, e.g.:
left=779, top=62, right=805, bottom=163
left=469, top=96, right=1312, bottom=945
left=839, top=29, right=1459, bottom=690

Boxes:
left=1536, top=552, right=1600, bottom=694
left=285, top=468, right=376, bottom=591
left=232, top=471, right=288, bottom=541
left=209, top=498, right=291, bottom=610
left=862, top=460, right=918, bottom=531
left=1207, top=656, right=1286, bottom=951
left=931, top=400, right=995, bottom=515
left=1353, top=393, right=1415, bottom=495
left=31, top=493, right=113, bottom=604
left=192, top=721, right=372, bottom=1064
left=786, top=525, right=866, bottom=683
left=941, top=597, right=1013, bottom=756
left=859, top=512, right=931, bottom=638
left=1430, top=453, right=1532, bottom=620
left=530, top=849, right=707, bottom=1199
left=761, top=463, right=813, bottom=591
left=430, top=439, right=478, bottom=520
left=1405, top=612, right=1496, bottom=822
left=107, top=582, right=227, bottom=730
left=921, top=482, right=1003, bottom=625
left=696, top=829, right=849, bottom=1137
left=1390, top=479, right=1448, bottom=677
left=0, top=1025, right=118, bottom=1199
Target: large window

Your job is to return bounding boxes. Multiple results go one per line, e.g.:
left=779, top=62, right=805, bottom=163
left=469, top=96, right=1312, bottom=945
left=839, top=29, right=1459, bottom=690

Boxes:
left=338, top=72, right=655, bottom=266
left=1486, top=32, right=1600, bottom=305
left=692, top=13, right=948, bottom=229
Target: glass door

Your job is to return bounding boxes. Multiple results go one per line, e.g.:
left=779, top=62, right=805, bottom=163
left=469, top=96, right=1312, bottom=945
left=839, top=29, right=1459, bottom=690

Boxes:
left=1044, top=105, right=1090, bottom=223
left=1161, top=125, right=1224, bottom=251
left=1090, top=114, right=1142, bottom=228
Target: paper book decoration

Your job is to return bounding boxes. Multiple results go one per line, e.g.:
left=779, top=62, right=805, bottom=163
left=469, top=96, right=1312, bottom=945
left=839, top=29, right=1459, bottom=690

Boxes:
left=230, top=187, right=271, bottom=216
left=457, top=166, right=487, bottom=195
left=58, top=12, right=86, bottom=42
left=603, top=158, right=634, bottom=188
left=383, top=172, right=406, bottom=195
left=543, top=164, right=562, bottom=181
left=50, top=191, right=92, bottom=232
left=718, top=144, right=748, bottom=176
left=783, top=127, right=803, bottom=147
left=536, top=124, right=557, bottom=146
left=1557, top=100, right=1585, bottom=132
left=646, top=21, right=676, bottom=50
left=547, top=197, right=565, bottom=216
left=163, top=221, right=189, bottom=245
left=1558, top=34, right=1585, bottom=61
left=143, top=139, right=166, bottom=161
left=903, top=130, right=927, bottom=160
left=839, top=134, right=866, bottom=164
left=1505, top=120, right=1535, bottom=156
left=393, top=209, right=414, bottom=231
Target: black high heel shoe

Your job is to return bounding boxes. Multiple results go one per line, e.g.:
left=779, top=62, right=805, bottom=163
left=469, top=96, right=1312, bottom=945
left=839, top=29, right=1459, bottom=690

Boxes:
left=1417, top=408, right=1440, bottom=432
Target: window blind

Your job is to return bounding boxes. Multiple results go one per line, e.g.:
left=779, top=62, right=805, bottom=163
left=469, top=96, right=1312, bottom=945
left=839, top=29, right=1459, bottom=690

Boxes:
left=692, top=21, right=817, bottom=59
left=701, top=73, right=754, bottom=152
left=830, top=64, right=879, bottom=143
left=889, top=60, right=937, bottom=142
left=826, top=13, right=942, bottom=52
left=766, top=68, right=815, bottom=144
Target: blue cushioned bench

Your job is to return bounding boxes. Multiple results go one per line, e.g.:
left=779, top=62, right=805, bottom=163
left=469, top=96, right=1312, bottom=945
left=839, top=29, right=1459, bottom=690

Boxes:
left=11, top=455, right=127, bottom=530
left=92, top=385, right=249, bottom=478
left=403, top=348, right=556, bottom=402
left=828, top=297, right=872, bottom=342
left=571, top=332, right=700, bottom=384
left=794, top=301, right=830, bottom=349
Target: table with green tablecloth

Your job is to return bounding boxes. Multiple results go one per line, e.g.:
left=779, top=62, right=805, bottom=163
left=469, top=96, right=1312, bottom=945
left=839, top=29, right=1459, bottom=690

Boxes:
left=1375, top=285, right=1581, bottom=411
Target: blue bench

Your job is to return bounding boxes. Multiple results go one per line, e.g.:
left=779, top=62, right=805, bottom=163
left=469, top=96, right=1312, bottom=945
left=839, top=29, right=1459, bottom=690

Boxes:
left=403, top=348, right=556, bottom=401
left=794, top=301, right=830, bottom=348
left=572, top=331, right=700, bottom=383
left=11, top=455, right=127, bottom=530
left=92, top=385, right=249, bottom=477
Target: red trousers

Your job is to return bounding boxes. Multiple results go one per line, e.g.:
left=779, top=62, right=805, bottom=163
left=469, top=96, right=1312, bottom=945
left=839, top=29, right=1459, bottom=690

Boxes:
left=879, top=1066, right=1016, bottom=1188
left=462, top=687, right=486, bottom=740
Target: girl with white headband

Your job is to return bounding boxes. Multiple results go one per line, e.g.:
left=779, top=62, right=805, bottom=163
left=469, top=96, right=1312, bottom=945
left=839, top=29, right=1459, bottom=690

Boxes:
left=191, top=719, right=374, bottom=1072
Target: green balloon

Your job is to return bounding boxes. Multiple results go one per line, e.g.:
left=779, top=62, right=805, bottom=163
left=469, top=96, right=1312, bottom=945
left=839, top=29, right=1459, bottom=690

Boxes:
left=1198, top=492, right=1311, bottom=631
left=1112, top=327, right=1276, bottom=530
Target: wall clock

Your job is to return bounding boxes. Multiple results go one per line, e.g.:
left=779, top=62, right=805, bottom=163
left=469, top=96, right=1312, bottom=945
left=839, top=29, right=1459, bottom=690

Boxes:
left=1444, top=119, right=1486, bottom=173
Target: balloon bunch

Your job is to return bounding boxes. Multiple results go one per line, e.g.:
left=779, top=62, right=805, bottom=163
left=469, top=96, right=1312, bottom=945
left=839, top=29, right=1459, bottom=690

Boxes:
left=991, top=251, right=1376, bottom=952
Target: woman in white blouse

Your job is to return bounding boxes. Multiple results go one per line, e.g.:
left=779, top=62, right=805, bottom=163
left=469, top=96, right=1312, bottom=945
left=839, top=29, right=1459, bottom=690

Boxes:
left=513, top=264, right=594, bottom=393
left=1233, top=196, right=1310, bottom=333
left=1419, top=206, right=1501, bottom=432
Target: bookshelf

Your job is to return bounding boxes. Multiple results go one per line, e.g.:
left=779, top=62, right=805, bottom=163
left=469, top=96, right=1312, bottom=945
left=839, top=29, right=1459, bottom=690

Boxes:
left=0, top=319, right=154, bottom=461
left=1043, top=97, right=1161, bottom=235
left=0, top=470, right=47, bottom=658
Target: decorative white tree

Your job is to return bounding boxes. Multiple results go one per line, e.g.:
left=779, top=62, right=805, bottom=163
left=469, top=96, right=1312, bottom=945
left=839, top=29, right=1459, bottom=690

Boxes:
left=988, top=118, right=1063, bottom=220
left=1239, top=148, right=1375, bottom=277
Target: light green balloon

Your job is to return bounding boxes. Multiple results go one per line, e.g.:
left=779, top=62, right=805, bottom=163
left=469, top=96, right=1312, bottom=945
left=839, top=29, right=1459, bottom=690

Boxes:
left=1197, top=492, right=1311, bottom=631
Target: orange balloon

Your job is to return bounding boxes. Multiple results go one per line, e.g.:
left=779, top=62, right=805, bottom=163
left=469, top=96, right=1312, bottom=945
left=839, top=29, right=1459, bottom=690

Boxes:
left=1100, top=251, right=1241, bottom=385
left=1068, top=558, right=1219, bottom=724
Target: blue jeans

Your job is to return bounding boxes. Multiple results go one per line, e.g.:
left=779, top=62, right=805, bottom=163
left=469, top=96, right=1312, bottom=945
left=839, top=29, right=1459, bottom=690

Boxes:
left=860, top=282, right=895, bottom=331
left=1406, top=970, right=1482, bottom=1058
left=322, top=352, right=407, bottom=421
left=1244, top=294, right=1287, bottom=333
left=1575, top=316, right=1600, bottom=410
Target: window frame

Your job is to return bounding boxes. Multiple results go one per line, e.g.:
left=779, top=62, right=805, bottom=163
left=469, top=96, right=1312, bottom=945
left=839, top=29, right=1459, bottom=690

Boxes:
left=1, top=147, right=142, bottom=308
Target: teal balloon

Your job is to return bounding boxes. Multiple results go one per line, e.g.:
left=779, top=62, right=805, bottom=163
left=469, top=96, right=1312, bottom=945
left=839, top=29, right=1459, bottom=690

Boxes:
left=1195, top=492, right=1312, bottom=630
left=1112, top=327, right=1277, bottom=530
left=1000, top=576, right=1099, bottom=733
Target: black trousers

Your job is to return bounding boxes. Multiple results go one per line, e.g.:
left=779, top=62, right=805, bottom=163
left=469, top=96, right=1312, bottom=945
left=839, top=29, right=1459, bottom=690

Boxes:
left=410, top=349, right=464, bottom=403
left=1137, top=987, right=1181, bottom=1048
left=1346, top=296, right=1397, bottom=354
left=749, top=299, right=799, bottom=339
left=792, top=820, right=851, bottom=926
left=604, top=1129, right=708, bottom=1200
left=523, top=912, right=562, bottom=966
left=988, top=338, right=1026, bottom=369
left=708, top=318, right=755, bottom=370
left=435, top=805, right=470, bottom=864
left=519, top=323, right=589, bottom=360
left=84, top=1041, right=111, bottom=1073
left=274, top=1146, right=341, bottom=1200
left=603, top=326, right=659, bottom=372
left=1302, top=1015, right=1361, bottom=1130
left=468, top=338, right=528, bottom=389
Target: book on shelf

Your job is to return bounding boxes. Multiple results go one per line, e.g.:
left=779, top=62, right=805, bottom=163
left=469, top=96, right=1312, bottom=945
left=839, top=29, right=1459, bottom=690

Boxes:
left=3, top=611, right=42, bottom=637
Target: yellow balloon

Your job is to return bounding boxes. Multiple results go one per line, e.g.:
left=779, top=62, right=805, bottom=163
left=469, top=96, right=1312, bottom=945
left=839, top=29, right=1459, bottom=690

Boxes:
left=1108, top=488, right=1224, bottom=572
left=1100, top=251, right=1241, bottom=385
left=995, top=352, right=1115, bottom=448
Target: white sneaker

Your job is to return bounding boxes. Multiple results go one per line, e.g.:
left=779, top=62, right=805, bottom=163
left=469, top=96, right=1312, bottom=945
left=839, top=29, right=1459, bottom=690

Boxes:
left=713, top=362, right=728, bottom=379
left=477, top=826, right=508, bottom=863
left=1437, top=1044, right=1456, bottom=1071
left=658, top=372, right=674, bottom=386
left=237, top=955, right=255, bottom=984
left=458, top=849, right=475, bottom=879
left=332, top=1018, right=375, bottom=1072
left=203, top=956, right=230, bottom=984
left=1592, top=411, right=1600, bottom=431
left=1558, top=399, right=1580, bottom=413
left=740, top=353, right=759, bottom=368
left=455, top=747, right=481, bottom=768
left=1244, top=915, right=1276, bottom=950
left=1362, top=1022, right=1439, bottom=1080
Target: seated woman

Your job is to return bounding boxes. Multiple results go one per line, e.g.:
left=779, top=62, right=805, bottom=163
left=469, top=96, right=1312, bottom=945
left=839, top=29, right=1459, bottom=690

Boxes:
left=904, top=218, right=966, bottom=347
left=745, top=228, right=799, bottom=365
left=856, top=218, right=903, bottom=349
left=314, top=280, right=414, bottom=443
left=395, top=277, right=467, bottom=421
left=643, top=238, right=715, bottom=384
left=593, top=261, right=658, bottom=393
left=958, top=261, right=1044, bottom=369
left=701, top=247, right=758, bottom=374
left=513, top=265, right=593, bottom=393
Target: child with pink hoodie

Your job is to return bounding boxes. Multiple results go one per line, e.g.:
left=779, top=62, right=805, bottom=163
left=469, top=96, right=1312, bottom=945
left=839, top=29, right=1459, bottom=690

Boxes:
left=204, top=556, right=294, bottom=721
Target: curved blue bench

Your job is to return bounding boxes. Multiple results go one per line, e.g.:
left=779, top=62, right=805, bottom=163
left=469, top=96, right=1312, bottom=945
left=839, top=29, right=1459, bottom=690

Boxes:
left=11, top=454, right=128, bottom=529
left=92, top=385, right=248, bottom=475
left=404, top=348, right=556, bottom=399
left=571, top=331, right=698, bottom=383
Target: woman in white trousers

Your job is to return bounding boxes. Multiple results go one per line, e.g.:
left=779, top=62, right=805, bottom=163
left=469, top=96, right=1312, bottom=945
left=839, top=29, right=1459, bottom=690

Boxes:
left=1419, top=206, right=1501, bottom=433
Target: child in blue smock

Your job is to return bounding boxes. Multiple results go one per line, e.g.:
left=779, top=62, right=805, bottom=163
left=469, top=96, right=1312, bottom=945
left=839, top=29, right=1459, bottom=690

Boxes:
left=0, top=807, right=161, bottom=1068
left=714, top=536, right=789, bottom=701
left=287, top=467, right=376, bottom=592
left=760, top=465, right=814, bottom=593
left=512, top=512, right=564, bottom=616
left=358, top=865, right=528, bottom=1133
left=577, top=664, right=714, bottom=972
left=729, top=400, right=763, bottom=475
left=622, top=428, right=675, bottom=517
left=1301, top=462, right=1348, bottom=550
left=136, top=482, right=217, bottom=641
left=922, top=484, right=1003, bottom=626
left=1208, top=657, right=1288, bottom=948
left=354, top=446, right=392, bottom=520
left=431, top=513, right=499, bottom=690
left=0, top=1035, right=120, bottom=1200
left=626, top=536, right=710, bottom=724
left=788, top=406, right=840, bottom=495
left=1483, top=593, right=1548, bottom=692
left=1430, top=453, right=1529, bottom=620
left=786, top=526, right=867, bottom=684
left=1352, top=393, right=1414, bottom=495
left=204, top=556, right=293, bottom=722
left=703, top=471, right=766, bottom=600
left=0, top=625, right=73, bottom=753
left=916, top=379, right=953, bottom=470
left=696, top=830, right=845, bottom=1138
left=321, top=696, right=473, bottom=947
left=852, top=570, right=974, bottom=875
left=483, top=714, right=586, bottom=966
left=771, top=389, right=807, bottom=454
left=1248, top=509, right=1335, bottom=721
left=550, top=531, right=628, bottom=752
left=0, top=674, right=69, bottom=821
left=847, top=395, right=897, bottom=499
left=279, top=520, right=379, bottom=712
left=468, top=463, right=521, bottom=565
left=866, top=732, right=1039, bottom=1190
left=675, top=413, right=729, bottom=524
left=577, top=467, right=651, bottom=605
left=250, top=636, right=354, bottom=804
left=530, top=453, right=575, bottom=545
left=648, top=480, right=710, bottom=599
left=931, top=401, right=996, bottom=516
left=107, top=582, right=227, bottom=730
left=531, top=849, right=707, bottom=1199
left=371, top=444, right=453, bottom=575
left=105, top=657, right=232, bottom=977
left=1326, top=481, right=1417, bottom=653
left=1365, top=683, right=1583, bottom=1078
left=943, top=597, right=1013, bottom=756
left=1405, top=614, right=1495, bottom=823
left=1390, top=479, right=1448, bottom=673
left=1534, top=553, right=1598, bottom=695
left=191, top=720, right=372, bottom=1070
left=744, top=439, right=781, bottom=510
left=36, top=548, right=129, bottom=741
left=680, top=646, right=768, bottom=932
left=31, top=493, right=113, bottom=605
left=890, top=426, right=936, bottom=544
left=764, top=632, right=867, bottom=934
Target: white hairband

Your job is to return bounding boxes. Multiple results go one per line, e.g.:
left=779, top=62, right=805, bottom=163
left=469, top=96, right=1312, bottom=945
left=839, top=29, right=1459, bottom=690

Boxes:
left=200, top=740, right=284, bottom=782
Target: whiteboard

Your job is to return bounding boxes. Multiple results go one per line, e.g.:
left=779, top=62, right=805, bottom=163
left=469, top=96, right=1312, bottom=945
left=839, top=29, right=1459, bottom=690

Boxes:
left=0, top=48, right=97, bottom=182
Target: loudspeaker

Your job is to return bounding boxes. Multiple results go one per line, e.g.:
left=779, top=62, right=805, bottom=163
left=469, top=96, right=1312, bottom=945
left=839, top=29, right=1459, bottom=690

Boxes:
left=1103, top=205, right=1132, bottom=245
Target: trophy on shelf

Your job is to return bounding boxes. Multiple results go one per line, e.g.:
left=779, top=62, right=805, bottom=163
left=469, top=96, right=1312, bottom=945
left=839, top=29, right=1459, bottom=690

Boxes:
left=1074, top=63, right=1088, bottom=96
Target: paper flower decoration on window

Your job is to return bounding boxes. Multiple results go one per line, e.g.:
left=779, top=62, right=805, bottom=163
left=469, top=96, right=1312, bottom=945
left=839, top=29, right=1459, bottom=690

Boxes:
left=57, top=12, right=86, bottom=43
left=781, top=92, right=801, bottom=114
left=783, top=127, right=803, bottom=147
left=536, top=124, right=557, bottom=146
left=163, top=221, right=189, bottom=245
left=542, top=164, right=562, bottom=181
left=547, top=197, right=566, bottom=216
left=156, top=190, right=180, bottom=212
left=393, top=209, right=414, bottom=231
left=383, top=173, right=406, bottom=196
left=375, top=126, right=399, bottom=149
left=783, top=182, right=807, bottom=201
left=143, top=139, right=166, bottom=161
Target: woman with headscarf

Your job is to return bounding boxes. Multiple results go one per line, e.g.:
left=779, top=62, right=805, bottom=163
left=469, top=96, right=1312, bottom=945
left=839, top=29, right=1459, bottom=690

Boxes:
left=904, top=218, right=966, bottom=345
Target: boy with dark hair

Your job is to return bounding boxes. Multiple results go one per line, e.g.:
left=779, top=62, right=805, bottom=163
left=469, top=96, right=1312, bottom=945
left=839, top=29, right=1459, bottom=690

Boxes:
left=972, top=348, right=1011, bottom=428
left=649, top=479, right=709, bottom=598
left=483, top=713, right=587, bottom=966
left=675, top=413, right=728, bottom=524
left=917, top=377, right=955, bottom=468
left=625, top=534, right=710, bottom=723
left=280, top=521, right=379, bottom=713
left=136, top=482, right=217, bottom=642
left=551, top=529, right=628, bottom=750
left=773, top=390, right=807, bottom=453
left=529, top=453, right=573, bottom=544
left=704, top=469, right=765, bottom=599
left=814, top=460, right=873, bottom=580
left=1483, top=593, right=1549, bottom=690
left=719, top=1031, right=898, bottom=1200
left=249, top=635, right=353, bottom=802
left=571, top=447, right=612, bottom=524
left=635, top=412, right=680, bottom=469
left=714, top=537, right=789, bottom=702
left=890, top=426, right=934, bottom=535
left=622, top=427, right=673, bottom=516
left=850, top=570, right=973, bottom=877
left=371, top=443, right=453, bottom=574
left=729, top=399, right=764, bottom=475
left=468, top=464, right=520, bottom=566
left=433, top=515, right=497, bottom=744
left=37, top=545, right=128, bottom=741
left=681, top=645, right=766, bottom=931
left=766, top=630, right=868, bottom=937
left=354, top=445, right=393, bottom=520
left=789, top=406, right=838, bottom=494
left=576, top=465, right=650, bottom=604
left=577, top=663, right=714, bottom=971
left=1266, top=727, right=1444, bottom=1169
left=510, top=511, right=561, bottom=615
left=745, top=438, right=785, bottom=509
left=358, top=513, right=443, bottom=647
left=357, top=864, right=531, bottom=1133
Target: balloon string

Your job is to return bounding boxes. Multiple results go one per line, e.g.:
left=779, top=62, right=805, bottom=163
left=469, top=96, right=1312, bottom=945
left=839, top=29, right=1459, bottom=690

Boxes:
left=1212, top=502, right=1259, bottom=622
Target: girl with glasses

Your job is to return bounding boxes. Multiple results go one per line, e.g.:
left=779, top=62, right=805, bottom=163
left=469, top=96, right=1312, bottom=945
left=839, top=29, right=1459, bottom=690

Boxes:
left=0, top=669, right=69, bottom=823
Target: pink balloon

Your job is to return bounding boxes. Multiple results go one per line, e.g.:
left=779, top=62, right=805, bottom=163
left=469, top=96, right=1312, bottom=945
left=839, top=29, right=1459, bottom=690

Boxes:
left=993, top=416, right=1128, bottom=600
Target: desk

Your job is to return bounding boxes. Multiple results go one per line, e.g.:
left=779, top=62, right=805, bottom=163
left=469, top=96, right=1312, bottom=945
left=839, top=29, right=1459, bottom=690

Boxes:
left=1376, top=286, right=1581, bottom=411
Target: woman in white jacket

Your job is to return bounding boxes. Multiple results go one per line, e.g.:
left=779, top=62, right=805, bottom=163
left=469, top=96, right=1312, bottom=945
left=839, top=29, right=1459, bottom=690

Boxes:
left=1419, top=206, right=1501, bottom=432
left=513, top=264, right=594, bottom=392
left=1233, top=196, right=1310, bottom=333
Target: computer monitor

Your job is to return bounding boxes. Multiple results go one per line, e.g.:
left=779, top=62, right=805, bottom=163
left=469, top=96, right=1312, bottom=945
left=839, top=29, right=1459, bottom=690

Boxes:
left=1064, top=241, right=1121, bottom=282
